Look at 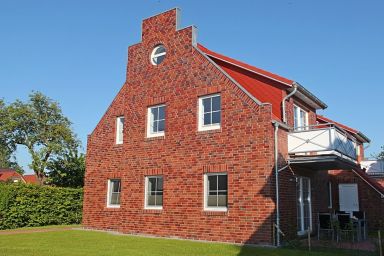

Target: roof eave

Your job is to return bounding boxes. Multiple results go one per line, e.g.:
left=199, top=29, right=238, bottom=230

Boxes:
left=289, top=82, right=328, bottom=110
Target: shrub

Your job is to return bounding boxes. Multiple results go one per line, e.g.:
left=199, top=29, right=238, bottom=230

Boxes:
left=0, top=183, right=82, bottom=229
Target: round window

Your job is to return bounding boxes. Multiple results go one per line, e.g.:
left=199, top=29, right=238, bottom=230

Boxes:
left=150, top=45, right=166, bottom=65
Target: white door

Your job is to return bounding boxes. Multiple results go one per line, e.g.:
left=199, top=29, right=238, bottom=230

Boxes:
left=297, top=177, right=312, bottom=235
left=339, top=184, right=359, bottom=212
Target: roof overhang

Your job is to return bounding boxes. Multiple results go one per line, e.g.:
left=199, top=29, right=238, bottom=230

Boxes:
left=289, top=82, right=328, bottom=110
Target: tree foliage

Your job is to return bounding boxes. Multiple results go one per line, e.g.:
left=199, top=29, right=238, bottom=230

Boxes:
left=47, top=150, right=85, bottom=188
left=0, top=99, right=22, bottom=173
left=1, top=92, right=79, bottom=184
left=377, top=146, right=384, bottom=160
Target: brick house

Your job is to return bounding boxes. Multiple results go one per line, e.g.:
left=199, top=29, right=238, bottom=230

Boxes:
left=83, top=8, right=383, bottom=245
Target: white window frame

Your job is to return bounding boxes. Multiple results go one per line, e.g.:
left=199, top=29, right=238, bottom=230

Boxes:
left=107, top=179, right=121, bottom=208
left=146, top=104, right=165, bottom=138
left=150, top=45, right=166, bottom=65
left=327, top=181, right=332, bottom=209
left=293, top=105, right=309, bottom=131
left=297, top=176, right=312, bottom=235
left=203, top=172, right=228, bottom=212
left=144, top=176, right=163, bottom=210
left=115, top=116, right=124, bottom=144
left=198, top=94, right=221, bottom=132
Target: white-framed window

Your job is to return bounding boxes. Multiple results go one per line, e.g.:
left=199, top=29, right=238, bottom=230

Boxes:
left=198, top=94, right=221, bottom=131
left=107, top=179, right=121, bottom=208
left=204, top=173, right=227, bottom=211
left=144, top=176, right=163, bottom=209
left=293, top=105, right=308, bottom=131
left=327, top=181, right=332, bottom=209
left=296, top=176, right=312, bottom=235
left=150, top=45, right=166, bottom=65
left=147, top=105, right=165, bottom=138
left=116, top=116, right=124, bottom=144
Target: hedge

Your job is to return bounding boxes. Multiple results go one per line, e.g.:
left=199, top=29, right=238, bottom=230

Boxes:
left=0, top=183, right=83, bottom=230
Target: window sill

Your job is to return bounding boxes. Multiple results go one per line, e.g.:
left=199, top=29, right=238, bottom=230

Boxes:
left=196, top=128, right=222, bottom=135
left=142, top=208, right=163, bottom=214
left=105, top=206, right=121, bottom=210
left=202, top=210, right=228, bottom=216
left=145, top=135, right=165, bottom=141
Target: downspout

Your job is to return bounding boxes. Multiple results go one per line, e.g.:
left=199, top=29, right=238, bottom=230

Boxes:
left=275, top=83, right=297, bottom=246
left=282, top=83, right=298, bottom=124
left=274, top=122, right=281, bottom=246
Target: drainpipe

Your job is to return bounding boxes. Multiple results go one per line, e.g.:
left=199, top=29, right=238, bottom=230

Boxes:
left=274, top=121, right=280, bottom=246
left=282, top=83, right=298, bottom=124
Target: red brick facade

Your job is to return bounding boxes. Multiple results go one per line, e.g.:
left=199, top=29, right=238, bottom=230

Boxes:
left=83, top=8, right=277, bottom=245
left=83, top=8, right=382, bottom=245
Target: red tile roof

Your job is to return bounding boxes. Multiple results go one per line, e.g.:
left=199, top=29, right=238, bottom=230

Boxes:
left=198, top=44, right=293, bottom=119
left=317, top=115, right=358, bottom=134
left=23, top=174, right=39, bottom=184
left=0, top=169, right=24, bottom=182
left=197, top=44, right=294, bottom=86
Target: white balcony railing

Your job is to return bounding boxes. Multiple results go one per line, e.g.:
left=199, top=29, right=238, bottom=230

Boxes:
left=288, top=123, right=358, bottom=162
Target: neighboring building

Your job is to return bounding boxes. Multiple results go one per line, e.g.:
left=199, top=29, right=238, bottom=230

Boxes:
left=0, top=169, right=24, bottom=183
left=23, top=174, right=40, bottom=185
left=0, top=169, right=39, bottom=185
left=83, top=8, right=383, bottom=245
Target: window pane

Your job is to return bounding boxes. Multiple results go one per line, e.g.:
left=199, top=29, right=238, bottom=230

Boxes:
left=158, top=120, right=165, bottom=132
left=151, top=107, right=158, bottom=121
left=154, top=55, right=165, bottom=64
left=207, top=195, right=217, bottom=207
left=211, top=111, right=221, bottom=124
left=158, top=106, right=165, bottom=120
left=156, top=195, right=163, bottom=206
left=204, top=113, right=211, bottom=125
left=203, top=98, right=211, bottom=112
left=154, top=45, right=165, bottom=55
left=112, top=180, right=121, bottom=193
left=212, top=96, right=221, bottom=111
left=148, top=195, right=156, bottom=206
left=157, top=177, right=163, bottom=191
left=111, top=192, right=120, bottom=205
left=152, top=121, right=158, bottom=133
left=148, top=178, right=156, bottom=193
left=218, top=175, right=227, bottom=191
left=208, top=175, right=217, bottom=191
left=217, top=195, right=227, bottom=207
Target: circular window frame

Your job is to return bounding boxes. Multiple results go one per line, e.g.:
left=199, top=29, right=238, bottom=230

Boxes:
left=150, top=45, right=166, bottom=65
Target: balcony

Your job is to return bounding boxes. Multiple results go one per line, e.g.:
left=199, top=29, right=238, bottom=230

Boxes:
left=288, top=123, right=358, bottom=170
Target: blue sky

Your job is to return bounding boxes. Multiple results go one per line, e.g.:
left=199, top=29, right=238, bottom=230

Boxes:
left=1, top=0, right=383, bottom=174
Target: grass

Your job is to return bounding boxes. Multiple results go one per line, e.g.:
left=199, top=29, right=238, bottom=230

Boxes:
left=0, top=228, right=375, bottom=256
left=0, top=224, right=80, bottom=232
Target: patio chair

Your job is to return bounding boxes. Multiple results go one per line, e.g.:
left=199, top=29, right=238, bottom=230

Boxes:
left=317, top=213, right=334, bottom=240
left=336, top=213, right=357, bottom=242
left=353, top=211, right=367, bottom=240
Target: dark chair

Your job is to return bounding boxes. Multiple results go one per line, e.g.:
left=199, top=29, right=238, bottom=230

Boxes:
left=317, top=213, right=334, bottom=240
left=336, top=213, right=357, bottom=242
left=353, top=211, right=367, bottom=240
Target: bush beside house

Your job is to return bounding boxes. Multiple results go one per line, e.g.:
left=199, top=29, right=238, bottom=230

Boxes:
left=0, top=183, right=82, bottom=229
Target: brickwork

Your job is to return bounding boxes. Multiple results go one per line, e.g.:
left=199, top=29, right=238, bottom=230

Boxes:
left=83, top=8, right=278, bottom=245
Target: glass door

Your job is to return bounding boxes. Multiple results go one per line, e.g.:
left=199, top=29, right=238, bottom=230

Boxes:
left=297, top=176, right=312, bottom=235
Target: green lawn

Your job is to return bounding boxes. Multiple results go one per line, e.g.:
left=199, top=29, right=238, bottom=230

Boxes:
left=0, top=228, right=374, bottom=256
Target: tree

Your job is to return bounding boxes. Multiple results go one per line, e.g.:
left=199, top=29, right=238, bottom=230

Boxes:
left=47, top=150, right=85, bottom=188
left=3, top=92, right=79, bottom=184
left=0, top=99, right=22, bottom=173
left=377, top=146, right=384, bottom=160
